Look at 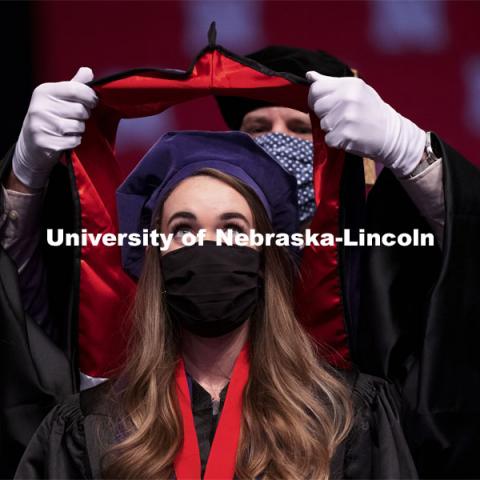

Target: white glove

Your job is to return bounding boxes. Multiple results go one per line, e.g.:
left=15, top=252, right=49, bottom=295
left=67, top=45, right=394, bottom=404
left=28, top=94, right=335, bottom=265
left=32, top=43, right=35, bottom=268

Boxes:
left=12, top=67, right=98, bottom=189
left=306, top=71, right=426, bottom=177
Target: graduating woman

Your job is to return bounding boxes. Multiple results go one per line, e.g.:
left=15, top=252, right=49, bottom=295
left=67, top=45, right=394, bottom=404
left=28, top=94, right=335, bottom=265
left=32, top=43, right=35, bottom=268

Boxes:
left=15, top=131, right=417, bottom=479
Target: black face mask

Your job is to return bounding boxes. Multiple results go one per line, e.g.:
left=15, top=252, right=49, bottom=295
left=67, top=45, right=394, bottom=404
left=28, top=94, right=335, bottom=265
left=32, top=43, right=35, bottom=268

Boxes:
left=161, top=242, right=262, bottom=337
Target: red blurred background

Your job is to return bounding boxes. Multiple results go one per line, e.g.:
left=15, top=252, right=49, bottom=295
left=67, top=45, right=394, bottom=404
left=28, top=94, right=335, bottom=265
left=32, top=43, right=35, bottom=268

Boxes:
left=4, top=1, right=480, bottom=168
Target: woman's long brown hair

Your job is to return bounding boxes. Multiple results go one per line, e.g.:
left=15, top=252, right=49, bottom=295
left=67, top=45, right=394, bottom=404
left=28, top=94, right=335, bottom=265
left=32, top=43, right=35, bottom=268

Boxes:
left=103, top=169, right=353, bottom=479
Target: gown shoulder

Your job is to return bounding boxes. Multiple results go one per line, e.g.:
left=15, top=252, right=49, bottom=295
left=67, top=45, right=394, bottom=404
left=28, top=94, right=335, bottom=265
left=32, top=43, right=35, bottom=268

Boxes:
left=337, top=371, right=418, bottom=479
left=14, top=382, right=112, bottom=479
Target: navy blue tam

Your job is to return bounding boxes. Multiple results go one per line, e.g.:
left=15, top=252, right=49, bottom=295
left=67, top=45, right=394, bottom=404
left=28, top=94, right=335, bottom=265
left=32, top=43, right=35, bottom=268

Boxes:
left=116, top=131, right=299, bottom=279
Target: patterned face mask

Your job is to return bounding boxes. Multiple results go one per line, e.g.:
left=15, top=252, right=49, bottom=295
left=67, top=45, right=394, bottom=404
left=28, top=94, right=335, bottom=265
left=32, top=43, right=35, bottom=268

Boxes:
left=255, top=132, right=315, bottom=223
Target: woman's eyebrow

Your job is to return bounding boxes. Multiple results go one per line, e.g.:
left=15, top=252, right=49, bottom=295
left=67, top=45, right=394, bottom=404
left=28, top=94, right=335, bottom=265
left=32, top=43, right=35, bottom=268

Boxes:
left=220, top=212, right=250, bottom=223
left=167, top=211, right=196, bottom=226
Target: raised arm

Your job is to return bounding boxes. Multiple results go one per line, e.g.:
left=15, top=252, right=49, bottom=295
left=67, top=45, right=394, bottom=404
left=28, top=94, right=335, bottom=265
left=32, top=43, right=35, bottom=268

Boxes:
left=0, top=67, right=97, bottom=325
left=307, top=71, right=444, bottom=245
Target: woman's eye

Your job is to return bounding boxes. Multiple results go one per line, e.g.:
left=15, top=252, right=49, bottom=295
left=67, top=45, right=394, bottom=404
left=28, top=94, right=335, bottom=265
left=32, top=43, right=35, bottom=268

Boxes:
left=222, top=223, right=246, bottom=235
left=172, top=224, right=194, bottom=239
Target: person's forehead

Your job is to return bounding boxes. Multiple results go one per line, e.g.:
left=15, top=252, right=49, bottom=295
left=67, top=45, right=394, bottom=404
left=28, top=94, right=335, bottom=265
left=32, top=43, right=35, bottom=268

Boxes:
left=244, top=106, right=310, bottom=121
left=162, top=176, right=252, bottom=215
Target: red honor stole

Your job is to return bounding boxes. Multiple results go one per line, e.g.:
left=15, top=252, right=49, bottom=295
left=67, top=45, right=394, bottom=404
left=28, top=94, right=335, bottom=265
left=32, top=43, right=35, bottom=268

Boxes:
left=174, top=345, right=249, bottom=480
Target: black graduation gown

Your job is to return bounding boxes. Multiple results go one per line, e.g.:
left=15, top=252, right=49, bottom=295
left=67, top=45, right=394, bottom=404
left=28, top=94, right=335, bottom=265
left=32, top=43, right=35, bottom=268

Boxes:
left=0, top=149, right=77, bottom=479
left=14, top=372, right=418, bottom=480
left=354, top=134, right=480, bottom=478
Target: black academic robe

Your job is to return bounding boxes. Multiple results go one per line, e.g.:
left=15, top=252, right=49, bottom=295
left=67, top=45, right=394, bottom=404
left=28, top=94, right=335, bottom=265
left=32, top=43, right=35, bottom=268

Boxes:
left=14, top=371, right=417, bottom=479
left=354, top=135, right=480, bottom=478
left=0, top=150, right=78, bottom=478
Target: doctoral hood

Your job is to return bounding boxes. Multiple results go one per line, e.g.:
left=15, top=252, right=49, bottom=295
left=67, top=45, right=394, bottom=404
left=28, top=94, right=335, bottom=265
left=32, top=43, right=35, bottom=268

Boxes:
left=63, top=24, right=364, bottom=377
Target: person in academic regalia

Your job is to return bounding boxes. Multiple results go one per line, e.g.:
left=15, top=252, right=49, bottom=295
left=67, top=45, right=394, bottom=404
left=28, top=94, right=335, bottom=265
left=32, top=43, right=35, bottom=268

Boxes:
left=14, top=131, right=417, bottom=480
